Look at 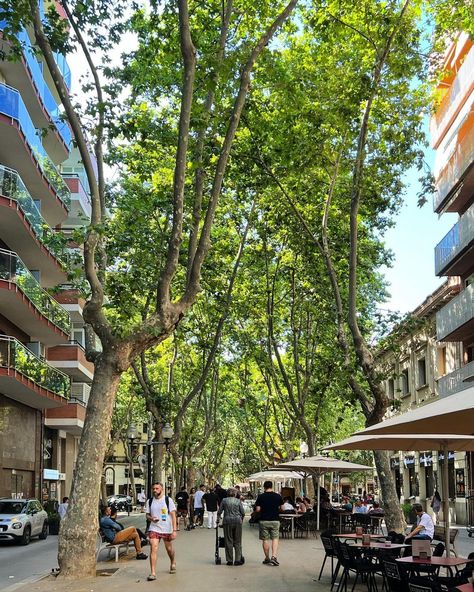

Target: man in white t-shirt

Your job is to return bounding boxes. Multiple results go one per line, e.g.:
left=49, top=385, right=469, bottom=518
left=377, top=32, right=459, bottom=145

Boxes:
left=193, top=484, right=206, bottom=527
left=405, top=503, right=435, bottom=541
left=145, top=482, right=177, bottom=580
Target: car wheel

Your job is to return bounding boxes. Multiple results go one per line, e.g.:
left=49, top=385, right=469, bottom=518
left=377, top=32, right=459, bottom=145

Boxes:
left=20, top=526, right=31, bottom=545
left=38, top=521, right=48, bottom=540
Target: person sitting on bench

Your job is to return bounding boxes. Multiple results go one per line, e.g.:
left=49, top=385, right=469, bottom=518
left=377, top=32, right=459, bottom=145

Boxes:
left=100, top=506, right=148, bottom=559
left=405, top=503, right=434, bottom=542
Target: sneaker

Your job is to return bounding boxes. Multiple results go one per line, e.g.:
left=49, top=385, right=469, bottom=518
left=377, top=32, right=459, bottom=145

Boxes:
left=234, top=560, right=244, bottom=566
left=147, top=575, right=156, bottom=581
left=270, top=556, right=279, bottom=566
left=226, top=561, right=233, bottom=566
left=136, top=552, right=148, bottom=560
left=170, top=564, right=176, bottom=574
left=262, top=557, right=271, bottom=565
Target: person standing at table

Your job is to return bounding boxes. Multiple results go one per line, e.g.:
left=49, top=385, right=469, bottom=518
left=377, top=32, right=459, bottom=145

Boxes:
left=405, top=503, right=434, bottom=542
left=255, top=481, right=284, bottom=566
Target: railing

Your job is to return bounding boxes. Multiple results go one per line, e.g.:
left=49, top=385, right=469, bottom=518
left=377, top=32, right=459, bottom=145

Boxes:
left=0, top=248, right=70, bottom=334
left=431, top=45, right=474, bottom=145
left=0, top=335, right=70, bottom=398
left=0, top=82, right=70, bottom=207
left=62, top=174, right=92, bottom=218
left=436, top=282, right=474, bottom=341
left=37, top=0, right=72, bottom=89
left=434, top=200, right=474, bottom=275
left=434, top=125, right=474, bottom=211
left=438, top=361, right=474, bottom=397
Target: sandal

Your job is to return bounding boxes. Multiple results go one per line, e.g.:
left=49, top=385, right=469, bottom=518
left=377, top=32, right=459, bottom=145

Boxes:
left=147, top=574, right=156, bottom=581
left=169, top=564, right=177, bottom=574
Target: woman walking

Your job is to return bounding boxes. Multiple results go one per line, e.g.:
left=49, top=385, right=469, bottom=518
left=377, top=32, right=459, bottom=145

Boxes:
left=217, top=487, right=245, bottom=566
left=431, top=490, right=441, bottom=524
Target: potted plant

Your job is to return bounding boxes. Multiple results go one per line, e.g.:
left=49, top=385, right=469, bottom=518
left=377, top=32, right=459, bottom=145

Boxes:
left=44, top=500, right=60, bottom=535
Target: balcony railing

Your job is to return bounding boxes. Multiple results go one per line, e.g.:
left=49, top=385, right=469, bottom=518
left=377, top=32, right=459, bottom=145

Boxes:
left=0, top=163, right=64, bottom=257
left=37, top=0, right=72, bottom=90
left=431, top=45, right=474, bottom=146
left=0, top=335, right=70, bottom=398
left=0, top=83, right=70, bottom=208
left=434, top=124, right=474, bottom=211
left=63, top=174, right=92, bottom=219
left=434, top=200, right=474, bottom=275
left=436, top=282, right=474, bottom=341
left=438, top=361, right=474, bottom=397
left=0, top=248, right=70, bottom=334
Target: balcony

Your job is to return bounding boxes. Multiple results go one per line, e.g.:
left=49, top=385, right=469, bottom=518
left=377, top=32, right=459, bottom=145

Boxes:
left=0, top=83, right=70, bottom=225
left=434, top=200, right=474, bottom=276
left=47, top=341, right=94, bottom=383
left=0, top=164, right=67, bottom=286
left=63, top=175, right=92, bottom=223
left=71, top=382, right=91, bottom=405
left=45, top=398, right=86, bottom=436
left=0, top=21, right=71, bottom=162
left=434, top=115, right=474, bottom=214
left=438, top=361, right=474, bottom=397
left=37, top=0, right=72, bottom=92
left=431, top=44, right=474, bottom=148
left=437, top=282, right=474, bottom=342
left=0, top=335, right=70, bottom=409
left=0, top=249, right=71, bottom=343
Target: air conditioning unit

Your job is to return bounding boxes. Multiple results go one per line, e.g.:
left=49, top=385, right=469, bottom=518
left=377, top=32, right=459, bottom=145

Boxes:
left=71, top=382, right=91, bottom=404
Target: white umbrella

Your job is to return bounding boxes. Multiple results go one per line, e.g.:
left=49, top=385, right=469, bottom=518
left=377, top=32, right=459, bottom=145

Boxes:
left=247, top=470, right=304, bottom=482
left=325, top=434, right=474, bottom=556
left=274, top=455, right=373, bottom=530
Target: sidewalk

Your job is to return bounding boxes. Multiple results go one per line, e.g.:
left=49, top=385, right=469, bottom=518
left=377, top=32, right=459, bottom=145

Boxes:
left=16, top=515, right=474, bottom=592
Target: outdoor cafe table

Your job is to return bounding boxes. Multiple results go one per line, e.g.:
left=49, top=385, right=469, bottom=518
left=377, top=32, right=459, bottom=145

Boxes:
left=279, top=514, right=301, bottom=539
left=396, top=555, right=471, bottom=578
left=349, top=542, right=409, bottom=551
left=333, top=533, right=385, bottom=541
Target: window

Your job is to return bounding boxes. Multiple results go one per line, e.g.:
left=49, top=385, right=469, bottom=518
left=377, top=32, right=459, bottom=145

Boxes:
left=417, top=358, right=427, bottom=388
left=387, top=378, right=395, bottom=399
left=400, top=368, right=410, bottom=396
left=437, top=346, right=446, bottom=377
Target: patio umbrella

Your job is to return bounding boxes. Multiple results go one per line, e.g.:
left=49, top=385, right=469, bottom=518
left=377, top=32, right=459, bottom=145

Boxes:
left=274, top=455, right=373, bottom=530
left=355, top=386, right=474, bottom=436
left=325, top=434, right=474, bottom=556
left=247, top=470, right=304, bottom=482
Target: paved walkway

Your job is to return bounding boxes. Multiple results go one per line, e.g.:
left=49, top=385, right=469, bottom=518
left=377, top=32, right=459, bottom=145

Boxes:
left=14, top=513, right=474, bottom=592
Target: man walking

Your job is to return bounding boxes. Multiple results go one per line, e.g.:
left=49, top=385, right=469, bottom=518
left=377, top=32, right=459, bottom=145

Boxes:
left=193, top=484, right=206, bottom=527
left=203, top=487, right=219, bottom=529
left=145, top=482, right=177, bottom=580
left=175, top=486, right=190, bottom=531
left=255, top=480, right=284, bottom=566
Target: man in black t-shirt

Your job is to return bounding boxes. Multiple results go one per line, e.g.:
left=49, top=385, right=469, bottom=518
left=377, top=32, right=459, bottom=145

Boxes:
left=175, top=486, right=190, bottom=531
left=203, top=488, right=219, bottom=528
left=255, top=481, right=284, bottom=566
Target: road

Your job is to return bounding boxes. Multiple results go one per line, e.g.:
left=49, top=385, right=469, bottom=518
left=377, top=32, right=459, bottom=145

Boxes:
left=0, top=511, right=146, bottom=592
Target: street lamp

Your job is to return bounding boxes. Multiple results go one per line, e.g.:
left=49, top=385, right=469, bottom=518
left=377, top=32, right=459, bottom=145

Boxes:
left=146, top=422, right=175, bottom=498
left=126, top=424, right=141, bottom=513
left=230, top=456, right=240, bottom=485
left=300, top=441, right=309, bottom=459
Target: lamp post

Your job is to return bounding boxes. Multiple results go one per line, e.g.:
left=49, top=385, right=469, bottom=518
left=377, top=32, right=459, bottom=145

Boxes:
left=127, top=424, right=141, bottom=514
left=230, top=456, right=240, bottom=485
left=146, top=422, right=175, bottom=498
left=299, top=442, right=309, bottom=496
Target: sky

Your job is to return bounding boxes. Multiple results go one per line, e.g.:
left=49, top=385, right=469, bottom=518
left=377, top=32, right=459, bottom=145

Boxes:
left=380, top=167, right=457, bottom=315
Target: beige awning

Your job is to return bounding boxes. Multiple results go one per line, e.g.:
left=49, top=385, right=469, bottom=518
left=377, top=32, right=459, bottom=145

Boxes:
left=324, top=434, right=474, bottom=452
left=274, top=455, right=373, bottom=475
left=357, top=386, right=474, bottom=436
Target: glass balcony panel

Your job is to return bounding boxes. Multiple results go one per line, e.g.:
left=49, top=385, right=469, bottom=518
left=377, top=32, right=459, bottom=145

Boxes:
left=434, top=200, right=474, bottom=275
left=438, top=361, right=474, bottom=397
left=436, top=282, right=474, bottom=341
left=0, top=83, right=70, bottom=207
left=0, top=335, right=70, bottom=398
left=0, top=248, right=70, bottom=334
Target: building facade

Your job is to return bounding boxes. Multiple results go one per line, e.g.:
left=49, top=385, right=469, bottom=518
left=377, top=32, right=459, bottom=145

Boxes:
left=0, top=3, right=92, bottom=502
left=431, top=31, right=474, bottom=523
left=379, top=280, right=470, bottom=524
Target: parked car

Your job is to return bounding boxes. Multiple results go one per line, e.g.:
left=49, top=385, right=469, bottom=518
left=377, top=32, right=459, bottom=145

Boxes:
left=106, top=494, right=133, bottom=512
left=0, top=499, right=48, bottom=545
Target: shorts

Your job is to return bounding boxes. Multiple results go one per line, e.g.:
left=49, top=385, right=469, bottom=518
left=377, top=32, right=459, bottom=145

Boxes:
left=148, top=531, right=173, bottom=542
left=194, top=508, right=204, bottom=518
left=177, top=508, right=188, bottom=517
left=259, top=520, right=280, bottom=540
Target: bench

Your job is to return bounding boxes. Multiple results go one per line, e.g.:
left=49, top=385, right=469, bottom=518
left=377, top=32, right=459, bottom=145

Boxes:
left=96, top=532, right=134, bottom=562
left=432, top=525, right=458, bottom=556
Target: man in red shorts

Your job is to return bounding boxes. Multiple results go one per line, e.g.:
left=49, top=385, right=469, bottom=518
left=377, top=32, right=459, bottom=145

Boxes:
left=145, top=482, right=177, bottom=580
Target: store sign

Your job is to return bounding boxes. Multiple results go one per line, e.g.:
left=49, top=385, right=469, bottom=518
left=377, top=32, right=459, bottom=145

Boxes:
left=419, top=453, right=433, bottom=467
left=390, top=457, right=400, bottom=469
left=456, top=468, right=466, bottom=498
left=403, top=455, right=415, bottom=468
left=438, top=451, right=455, bottom=462
left=43, top=469, right=59, bottom=480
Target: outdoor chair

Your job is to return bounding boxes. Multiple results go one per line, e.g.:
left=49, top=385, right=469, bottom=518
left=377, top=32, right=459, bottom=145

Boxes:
left=318, top=534, right=338, bottom=585
left=332, top=538, right=356, bottom=592
left=352, top=513, right=371, bottom=532
left=279, top=517, right=292, bottom=539
left=294, top=514, right=308, bottom=538
left=407, top=579, right=448, bottom=592
left=381, top=558, right=408, bottom=592
left=345, top=543, right=380, bottom=592
left=306, top=512, right=319, bottom=537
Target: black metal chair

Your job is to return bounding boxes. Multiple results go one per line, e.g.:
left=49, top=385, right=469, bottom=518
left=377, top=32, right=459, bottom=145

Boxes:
left=332, top=538, right=355, bottom=592
left=345, top=544, right=380, bottom=592
left=381, top=558, right=408, bottom=592
left=318, top=533, right=338, bottom=584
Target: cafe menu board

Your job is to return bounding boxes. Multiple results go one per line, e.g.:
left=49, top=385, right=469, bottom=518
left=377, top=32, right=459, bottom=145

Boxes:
left=456, top=468, right=465, bottom=498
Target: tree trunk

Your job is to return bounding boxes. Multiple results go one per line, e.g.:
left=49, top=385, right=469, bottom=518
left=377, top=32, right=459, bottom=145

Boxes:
left=373, top=450, right=405, bottom=533
left=58, top=355, right=122, bottom=577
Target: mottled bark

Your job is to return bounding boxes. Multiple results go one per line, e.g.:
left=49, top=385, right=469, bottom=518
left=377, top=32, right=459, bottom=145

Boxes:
left=373, top=450, right=405, bottom=532
left=58, top=356, right=121, bottom=577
